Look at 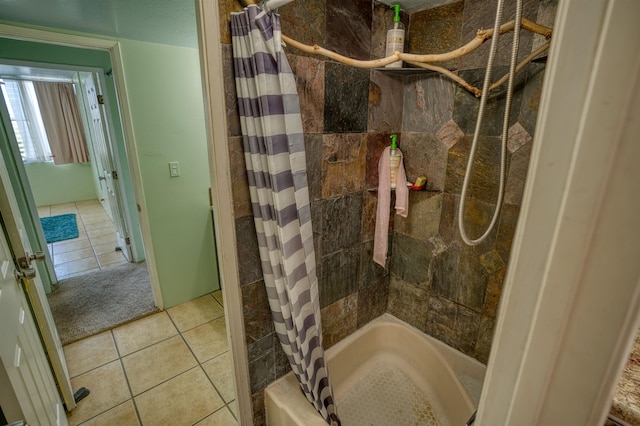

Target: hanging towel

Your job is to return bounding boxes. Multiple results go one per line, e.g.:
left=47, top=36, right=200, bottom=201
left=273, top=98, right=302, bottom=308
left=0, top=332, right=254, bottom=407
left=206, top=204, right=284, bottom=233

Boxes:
left=374, top=146, right=409, bottom=267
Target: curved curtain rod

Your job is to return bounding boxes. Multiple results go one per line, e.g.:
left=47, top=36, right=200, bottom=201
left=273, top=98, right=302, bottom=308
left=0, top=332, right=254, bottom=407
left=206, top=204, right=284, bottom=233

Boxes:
left=240, top=0, right=553, bottom=97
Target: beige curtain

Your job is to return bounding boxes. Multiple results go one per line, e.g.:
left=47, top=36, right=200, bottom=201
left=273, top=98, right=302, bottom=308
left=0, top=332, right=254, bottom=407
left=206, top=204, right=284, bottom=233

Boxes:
left=33, top=81, right=89, bottom=165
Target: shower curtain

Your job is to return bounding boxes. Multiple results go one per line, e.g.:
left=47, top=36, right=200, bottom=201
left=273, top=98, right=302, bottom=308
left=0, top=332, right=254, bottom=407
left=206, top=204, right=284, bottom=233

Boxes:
left=231, top=6, right=340, bottom=425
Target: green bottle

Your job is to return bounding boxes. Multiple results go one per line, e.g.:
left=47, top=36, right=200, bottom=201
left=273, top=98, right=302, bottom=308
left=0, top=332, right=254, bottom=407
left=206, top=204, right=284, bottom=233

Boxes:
left=385, top=4, right=404, bottom=68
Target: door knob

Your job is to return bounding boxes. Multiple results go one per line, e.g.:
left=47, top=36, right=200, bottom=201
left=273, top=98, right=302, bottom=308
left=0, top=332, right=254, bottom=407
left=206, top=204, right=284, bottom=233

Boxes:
left=15, top=268, right=37, bottom=280
left=28, top=251, right=46, bottom=262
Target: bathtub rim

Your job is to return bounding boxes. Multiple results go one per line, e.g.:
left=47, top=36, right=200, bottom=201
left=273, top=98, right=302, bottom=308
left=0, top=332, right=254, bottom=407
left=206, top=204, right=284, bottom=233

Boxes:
left=265, top=312, right=487, bottom=425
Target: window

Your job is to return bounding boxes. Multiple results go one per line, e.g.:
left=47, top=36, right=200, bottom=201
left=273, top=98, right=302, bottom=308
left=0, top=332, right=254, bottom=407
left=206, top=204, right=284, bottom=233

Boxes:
left=0, top=79, right=53, bottom=162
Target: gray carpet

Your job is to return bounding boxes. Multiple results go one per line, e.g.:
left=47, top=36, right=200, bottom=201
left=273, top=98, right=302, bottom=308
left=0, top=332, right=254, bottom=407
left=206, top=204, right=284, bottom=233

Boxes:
left=47, top=262, right=158, bottom=345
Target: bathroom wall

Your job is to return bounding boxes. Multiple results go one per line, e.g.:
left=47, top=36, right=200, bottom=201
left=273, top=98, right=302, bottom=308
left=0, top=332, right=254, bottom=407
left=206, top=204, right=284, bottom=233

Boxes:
left=219, top=0, right=556, bottom=423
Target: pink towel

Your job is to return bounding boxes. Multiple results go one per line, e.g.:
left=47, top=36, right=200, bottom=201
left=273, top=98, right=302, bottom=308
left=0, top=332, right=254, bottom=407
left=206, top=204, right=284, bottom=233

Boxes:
left=373, top=147, right=409, bottom=267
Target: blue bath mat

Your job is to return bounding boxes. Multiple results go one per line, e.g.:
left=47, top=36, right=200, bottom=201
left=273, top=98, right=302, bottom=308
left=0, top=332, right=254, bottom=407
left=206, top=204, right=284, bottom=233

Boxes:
left=40, top=214, right=79, bottom=243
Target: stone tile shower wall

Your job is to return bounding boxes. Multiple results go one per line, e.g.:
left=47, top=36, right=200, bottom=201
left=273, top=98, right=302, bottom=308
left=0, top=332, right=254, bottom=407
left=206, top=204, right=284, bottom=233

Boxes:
left=388, top=0, right=557, bottom=364
left=217, top=0, right=556, bottom=423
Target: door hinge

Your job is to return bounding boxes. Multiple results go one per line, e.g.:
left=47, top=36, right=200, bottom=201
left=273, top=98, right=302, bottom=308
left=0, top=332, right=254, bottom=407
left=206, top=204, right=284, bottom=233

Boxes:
left=112, top=170, right=118, bottom=180
left=97, top=94, right=104, bottom=105
left=125, top=237, right=131, bottom=245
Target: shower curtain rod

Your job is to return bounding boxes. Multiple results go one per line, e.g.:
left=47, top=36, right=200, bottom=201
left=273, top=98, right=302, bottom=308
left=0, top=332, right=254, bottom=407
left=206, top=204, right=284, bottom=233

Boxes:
left=239, top=0, right=552, bottom=97
left=241, top=0, right=294, bottom=12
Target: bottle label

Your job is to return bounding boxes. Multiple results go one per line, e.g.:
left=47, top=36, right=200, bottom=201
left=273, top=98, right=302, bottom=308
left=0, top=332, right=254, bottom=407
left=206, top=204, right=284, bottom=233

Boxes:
left=385, top=30, right=405, bottom=56
left=385, top=29, right=404, bottom=68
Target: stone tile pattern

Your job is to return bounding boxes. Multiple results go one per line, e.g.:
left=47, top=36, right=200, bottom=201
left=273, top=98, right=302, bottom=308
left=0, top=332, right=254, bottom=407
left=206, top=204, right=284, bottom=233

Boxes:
left=390, top=0, right=554, bottom=365
left=220, top=1, right=555, bottom=423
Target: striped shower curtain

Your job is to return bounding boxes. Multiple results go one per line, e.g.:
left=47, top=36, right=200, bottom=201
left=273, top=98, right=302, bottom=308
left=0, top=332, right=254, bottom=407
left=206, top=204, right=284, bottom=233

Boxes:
left=231, top=6, right=340, bottom=425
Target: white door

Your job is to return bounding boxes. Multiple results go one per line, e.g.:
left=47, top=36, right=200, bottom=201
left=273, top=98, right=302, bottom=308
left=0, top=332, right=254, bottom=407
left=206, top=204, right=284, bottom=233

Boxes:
left=0, top=145, right=76, bottom=411
left=0, top=221, right=67, bottom=425
left=80, top=73, right=131, bottom=260
left=0, top=151, right=73, bottom=424
left=0, top=219, right=68, bottom=426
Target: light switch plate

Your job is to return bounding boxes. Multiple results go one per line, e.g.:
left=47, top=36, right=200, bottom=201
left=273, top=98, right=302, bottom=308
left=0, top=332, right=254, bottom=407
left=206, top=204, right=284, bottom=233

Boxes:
left=169, top=161, right=180, bottom=177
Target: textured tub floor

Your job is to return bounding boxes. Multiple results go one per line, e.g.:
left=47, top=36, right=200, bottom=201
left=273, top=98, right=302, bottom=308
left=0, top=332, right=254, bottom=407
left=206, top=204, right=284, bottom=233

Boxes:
left=338, top=362, right=445, bottom=426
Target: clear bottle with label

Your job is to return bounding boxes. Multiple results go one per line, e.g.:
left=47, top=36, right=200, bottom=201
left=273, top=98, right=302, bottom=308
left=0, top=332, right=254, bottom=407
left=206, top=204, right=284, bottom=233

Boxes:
left=389, top=134, right=401, bottom=189
left=385, top=4, right=405, bottom=69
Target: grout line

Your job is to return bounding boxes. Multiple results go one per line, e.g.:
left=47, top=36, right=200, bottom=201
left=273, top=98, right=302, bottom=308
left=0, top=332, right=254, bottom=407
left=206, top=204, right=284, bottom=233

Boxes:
left=110, top=329, right=144, bottom=426
left=61, top=270, right=232, bottom=423
left=72, top=331, right=134, bottom=425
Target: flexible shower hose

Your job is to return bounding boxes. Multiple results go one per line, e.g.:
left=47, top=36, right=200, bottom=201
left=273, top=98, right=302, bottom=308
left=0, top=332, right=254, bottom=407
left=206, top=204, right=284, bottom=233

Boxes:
left=457, top=0, right=523, bottom=246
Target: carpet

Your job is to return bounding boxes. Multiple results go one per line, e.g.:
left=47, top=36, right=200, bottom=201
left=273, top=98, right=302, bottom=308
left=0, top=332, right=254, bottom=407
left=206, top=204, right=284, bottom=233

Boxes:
left=40, top=214, right=79, bottom=243
left=47, top=262, right=158, bottom=345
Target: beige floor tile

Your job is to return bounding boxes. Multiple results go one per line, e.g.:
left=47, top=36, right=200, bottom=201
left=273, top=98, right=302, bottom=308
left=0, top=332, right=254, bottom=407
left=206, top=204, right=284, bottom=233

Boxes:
left=67, top=361, right=131, bottom=426
left=202, top=351, right=235, bottom=403
left=92, top=242, right=119, bottom=256
left=195, top=406, right=237, bottom=425
left=182, top=317, right=229, bottom=363
left=53, top=239, right=92, bottom=254
left=87, top=227, right=116, bottom=239
left=54, top=247, right=95, bottom=265
left=229, top=400, right=238, bottom=418
left=122, top=336, right=197, bottom=396
left=80, top=213, right=111, bottom=224
left=75, top=229, right=89, bottom=239
left=84, top=219, right=116, bottom=231
left=79, top=211, right=110, bottom=220
left=212, top=290, right=223, bottom=307
left=55, top=257, right=99, bottom=277
left=76, top=200, right=104, bottom=212
left=37, top=206, right=51, bottom=217
left=135, top=368, right=223, bottom=425
left=167, top=295, right=225, bottom=332
left=113, top=312, right=177, bottom=356
left=97, top=251, right=127, bottom=267
left=79, top=400, right=140, bottom=426
left=63, top=331, right=118, bottom=378
left=90, top=233, right=118, bottom=247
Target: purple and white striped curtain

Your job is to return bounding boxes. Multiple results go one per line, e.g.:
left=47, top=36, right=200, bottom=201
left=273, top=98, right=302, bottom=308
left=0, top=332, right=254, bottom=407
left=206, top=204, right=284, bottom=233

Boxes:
left=231, top=6, right=340, bottom=425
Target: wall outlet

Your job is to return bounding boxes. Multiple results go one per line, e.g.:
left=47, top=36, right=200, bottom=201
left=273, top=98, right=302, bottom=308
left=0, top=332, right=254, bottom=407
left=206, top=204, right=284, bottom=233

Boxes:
left=169, top=161, right=180, bottom=177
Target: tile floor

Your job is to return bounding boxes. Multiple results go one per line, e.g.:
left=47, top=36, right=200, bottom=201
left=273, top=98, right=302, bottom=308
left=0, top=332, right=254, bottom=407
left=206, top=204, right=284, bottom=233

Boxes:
left=38, top=200, right=128, bottom=279
left=63, top=290, right=237, bottom=426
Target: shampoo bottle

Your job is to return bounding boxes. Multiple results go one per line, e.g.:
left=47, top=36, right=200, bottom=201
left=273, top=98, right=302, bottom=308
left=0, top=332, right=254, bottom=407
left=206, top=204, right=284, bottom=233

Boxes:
left=389, top=135, right=401, bottom=189
left=385, top=4, right=405, bottom=68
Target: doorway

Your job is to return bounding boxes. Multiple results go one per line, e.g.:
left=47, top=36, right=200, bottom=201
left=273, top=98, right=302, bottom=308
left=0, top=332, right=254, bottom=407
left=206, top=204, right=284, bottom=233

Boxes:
left=0, top=54, right=156, bottom=344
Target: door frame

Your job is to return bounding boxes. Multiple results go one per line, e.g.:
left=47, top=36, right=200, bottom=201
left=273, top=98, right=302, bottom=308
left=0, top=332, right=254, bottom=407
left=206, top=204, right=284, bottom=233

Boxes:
left=196, top=0, right=640, bottom=425
left=0, top=24, right=164, bottom=310
left=0, top=59, right=139, bottom=278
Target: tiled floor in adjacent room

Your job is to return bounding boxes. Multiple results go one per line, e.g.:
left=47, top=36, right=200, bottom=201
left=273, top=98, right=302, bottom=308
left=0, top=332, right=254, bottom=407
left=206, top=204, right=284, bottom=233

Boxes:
left=38, top=200, right=128, bottom=279
left=63, top=291, right=237, bottom=425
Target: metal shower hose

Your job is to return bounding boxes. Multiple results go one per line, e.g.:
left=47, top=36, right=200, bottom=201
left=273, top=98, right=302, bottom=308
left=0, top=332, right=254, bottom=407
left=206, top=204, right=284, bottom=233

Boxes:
left=458, top=0, right=524, bottom=246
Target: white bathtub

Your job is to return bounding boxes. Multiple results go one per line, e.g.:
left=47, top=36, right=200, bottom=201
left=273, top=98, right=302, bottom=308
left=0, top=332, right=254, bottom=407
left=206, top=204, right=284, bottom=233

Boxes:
left=265, top=313, right=486, bottom=425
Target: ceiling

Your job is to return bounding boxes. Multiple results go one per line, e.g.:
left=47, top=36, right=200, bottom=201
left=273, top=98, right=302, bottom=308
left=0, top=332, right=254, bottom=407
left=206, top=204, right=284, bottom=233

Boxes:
left=0, top=0, right=453, bottom=49
left=376, top=0, right=458, bottom=13
left=0, top=0, right=200, bottom=48
left=0, top=64, right=80, bottom=81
